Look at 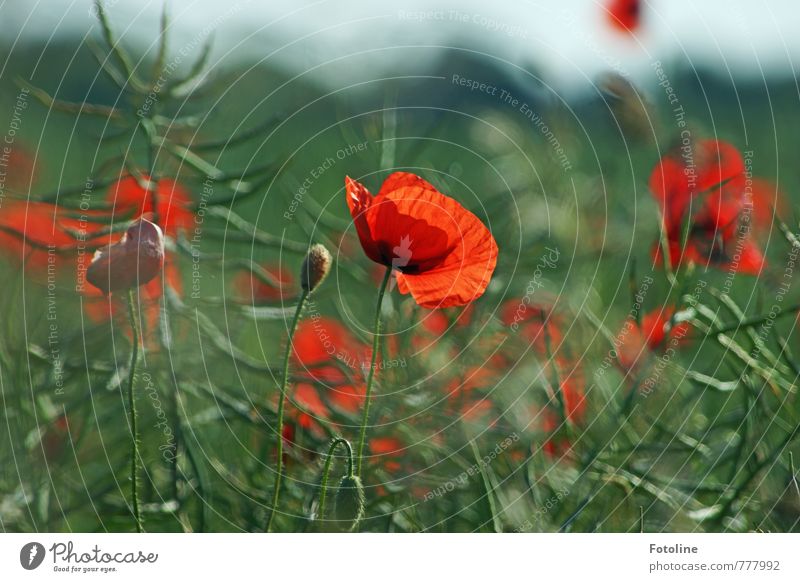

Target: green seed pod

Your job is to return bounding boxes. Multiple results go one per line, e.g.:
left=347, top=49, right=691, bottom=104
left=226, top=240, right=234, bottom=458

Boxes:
left=333, top=474, right=365, bottom=532
left=301, top=243, right=332, bottom=292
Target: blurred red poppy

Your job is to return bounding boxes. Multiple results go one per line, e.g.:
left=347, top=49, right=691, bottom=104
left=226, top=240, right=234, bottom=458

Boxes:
left=79, top=176, right=193, bottom=332
left=345, top=172, right=498, bottom=308
left=536, top=361, right=586, bottom=459
left=616, top=307, right=690, bottom=372
left=41, top=414, right=71, bottom=462
left=650, top=139, right=768, bottom=274
left=232, top=264, right=294, bottom=304
left=107, top=175, right=194, bottom=237
left=443, top=366, right=498, bottom=424
left=369, top=437, right=404, bottom=473
left=0, top=200, right=111, bottom=273
left=4, top=145, right=38, bottom=191
left=606, top=0, right=641, bottom=34
left=287, top=317, right=370, bottom=426
left=501, top=298, right=563, bottom=353
left=292, top=317, right=371, bottom=382
left=541, top=411, right=571, bottom=458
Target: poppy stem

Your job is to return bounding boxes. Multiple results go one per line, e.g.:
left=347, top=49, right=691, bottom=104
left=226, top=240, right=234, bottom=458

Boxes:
left=355, top=266, right=393, bottom=478
left=317, top=437, right=354, bottom=529
left=540, top=310, right=569, bottom=431
left=266, top=289, right=309, bottom=532
left=125, top=288, right=143, bottom=533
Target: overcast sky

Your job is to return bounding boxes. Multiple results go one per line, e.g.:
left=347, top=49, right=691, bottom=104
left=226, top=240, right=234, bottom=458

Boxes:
left=2, top=0, right=798, bottom=94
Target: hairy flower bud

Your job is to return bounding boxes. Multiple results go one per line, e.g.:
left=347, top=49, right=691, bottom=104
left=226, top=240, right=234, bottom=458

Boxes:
left=86, top=219, right=165, bottom=294
left=333, top=474, right=365, bottom=532
left=300, top=243, right=332, bottom=292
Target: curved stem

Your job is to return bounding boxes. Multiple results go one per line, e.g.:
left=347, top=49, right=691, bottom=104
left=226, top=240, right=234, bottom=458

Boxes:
left=265, top=289, right=309, bottom=532
left=355, top=267, right=392, bottom=477
left=317, top=438, right=354, bottom=526
left=126, top=288, right=143, bottom=533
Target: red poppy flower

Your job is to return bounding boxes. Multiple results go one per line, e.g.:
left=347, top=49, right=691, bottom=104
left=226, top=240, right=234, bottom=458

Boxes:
left=542, top=410, right=572, bottom=458
left=369, top=437, right=404, bottom=473
left=539, top=373, right=585, bottom=457
left=650, top=139, right=767, bottom=274
left=232, top=264, right=295, bottom=304
left=287, top=317, right=371, bottom=426
left=560, top=367, right=587, bottom=421
left=442, top=366, right=498, bottom=423
left=606, top=0, right=641, bottom=34
left=501, top=297, right=566, bottom=366
left=107, top=176, right=194, bottom=237
left=41, top=414, right=71, bottom=462
left=327, top=384, right=366, bottom=415
left=0, top=200, right=111, bottom=274
left=4, top=145, right=38, bottom=191
left=78, top=175, right=191, bottom=335
left=420, top=303, right=475, bottom=336
left=345, top=172, right=498, bottom=308
left=750, top=178, right=787, bottom=231
left=616, top=307, right=690, bottom=372
left=292, top=317, right=377, bottom=384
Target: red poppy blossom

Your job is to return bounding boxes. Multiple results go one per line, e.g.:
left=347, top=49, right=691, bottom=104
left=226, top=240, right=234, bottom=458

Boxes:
left=232, top=264, right=295, bottom=304
left=442, top=366, right=498, bottom=423
left=501, top=297, right=563, bottom=352
left=369, top=437, right=404, bottom=473
left=541, top=410, right=572, bottom=458
left=107, top=176, right=194, bottom=237
left=650, top=139, right=767, bottom=274
left=292, top=317, right=372, bottom=383
left=0, top=200, right=111, bottom=274
left=80, top=175, right=191, bottom=336
left=345, top=172, right=498, bottom=308
left=616, top=307, right=690, bottom=372
left=3, top=145, right=39, bottom=191
left=288, top=317, right=370, bottom=423
left=41, top=414, right=71, bottom=462
left=606, top=0, right=641, bottom=34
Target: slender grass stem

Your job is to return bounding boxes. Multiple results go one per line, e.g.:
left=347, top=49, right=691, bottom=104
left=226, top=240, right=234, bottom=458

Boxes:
left=265, top=289, right=309, bottom=532
left=126, top=288, right=143, bottom=533
left=540, top=310, right=568, bottom=429
left=355, top=267, right=393, bottom=477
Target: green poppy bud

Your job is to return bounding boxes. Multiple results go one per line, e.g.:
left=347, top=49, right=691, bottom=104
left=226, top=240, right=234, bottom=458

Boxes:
left=333, top=474, right=365, bottom=532
left=301, top=243, right=332, bottom=292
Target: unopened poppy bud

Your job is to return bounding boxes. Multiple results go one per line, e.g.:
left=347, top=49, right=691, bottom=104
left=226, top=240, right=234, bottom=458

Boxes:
left=333, top=474, right=365, bottom=532
left=86, top=219, right=165, bottom=295
left=300, top=243, right=332, bottom=292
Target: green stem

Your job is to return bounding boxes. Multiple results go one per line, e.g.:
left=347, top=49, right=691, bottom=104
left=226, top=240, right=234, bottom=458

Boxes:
left=540, top=310, right=568, bottom=429
left=317, top=438, right=354, bottom=527
left=126, top=288, right=143, bottom=533
left=355, top=267, right=393, bottom=477
left=265, top=289, right=309, bottom=532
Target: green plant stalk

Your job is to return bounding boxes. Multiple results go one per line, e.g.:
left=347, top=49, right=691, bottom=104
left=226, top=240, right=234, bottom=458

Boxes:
left=126, top=288, right=143, bottom=533
left=712, top=420, right=800, bottom=528
left=317, top=438, right=354, bottom=525
left=265, top=289, right=309, bottom=532
left=540, top=310, right=568, bottom=430
left=355, top=266, right=393, bottom=477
